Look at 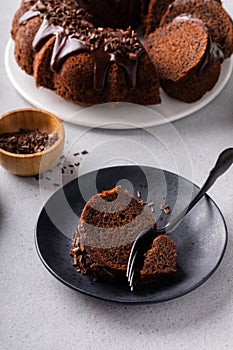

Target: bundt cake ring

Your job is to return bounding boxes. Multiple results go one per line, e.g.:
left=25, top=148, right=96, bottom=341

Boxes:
left=11, top=0, right=233, bottom=106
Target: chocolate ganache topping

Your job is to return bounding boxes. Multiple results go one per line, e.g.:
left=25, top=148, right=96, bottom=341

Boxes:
left=19, top=0, right=145, bottom=91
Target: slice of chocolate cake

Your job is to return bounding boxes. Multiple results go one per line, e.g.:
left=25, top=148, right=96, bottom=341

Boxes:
left=140, top=235, right=177, bottom=284
left=144, top=0, right=175, bottom=37
left=70, top=186, right=177, bottom=286
left=141, top=0, right=222, bottom=37
left=160, top=0, right=233, bottom=58
left=145, top=15, right=223, bottom=102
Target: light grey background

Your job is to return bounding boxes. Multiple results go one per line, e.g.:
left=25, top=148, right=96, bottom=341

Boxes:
left=1, top=1, right=233, bottom=349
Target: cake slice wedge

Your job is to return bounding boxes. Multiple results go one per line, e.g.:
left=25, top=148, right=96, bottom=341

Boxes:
left=70, top=186, right=177, bottom=286
left=160, top=0, right=233, bottom=58
left=145, top=15, right=223, bottom=102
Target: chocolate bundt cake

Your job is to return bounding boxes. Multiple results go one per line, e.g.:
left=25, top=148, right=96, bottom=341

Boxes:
left=70, top=186, right=177, bottom=285
left=145, top=15, right=224, bottom=102
left=160, top=0, right=233, bottom=58
left=12, top=0, right=161, bottom=106
left=11, top=0, right=233, bottom=106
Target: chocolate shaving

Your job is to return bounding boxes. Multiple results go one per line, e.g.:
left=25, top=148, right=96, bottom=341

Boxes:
left=160, top=204, right=171, bottom=214
left=0, top=128, right=58, bottom=154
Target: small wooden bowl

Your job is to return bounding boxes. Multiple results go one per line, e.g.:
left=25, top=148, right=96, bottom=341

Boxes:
left=0, top=108, right=65, bottom=176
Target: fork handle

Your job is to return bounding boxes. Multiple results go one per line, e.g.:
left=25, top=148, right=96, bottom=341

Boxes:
left=186, top=148, right=233, bottom=214
left=164, top=148, right=233, bottom=233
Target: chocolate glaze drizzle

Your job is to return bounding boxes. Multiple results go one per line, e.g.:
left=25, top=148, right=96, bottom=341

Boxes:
left=19, top=9, right=41, bottom=23
left=197, top=35, right=224, bottom=76
left=19, top=0, right=145, bottom=91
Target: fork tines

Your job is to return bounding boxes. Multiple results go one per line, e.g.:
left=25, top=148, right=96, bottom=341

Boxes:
left=126, top=228, right=159, bottom=291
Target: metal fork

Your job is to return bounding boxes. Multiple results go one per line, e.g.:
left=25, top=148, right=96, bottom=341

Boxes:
left=126, top=148, right=233, bottom=291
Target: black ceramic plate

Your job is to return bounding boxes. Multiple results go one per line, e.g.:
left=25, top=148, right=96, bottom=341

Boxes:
left=35, top=165, right=227, bottom=303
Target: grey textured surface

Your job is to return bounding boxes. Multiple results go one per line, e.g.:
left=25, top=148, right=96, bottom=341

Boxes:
left=1, top=1, right=233, bottom=349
